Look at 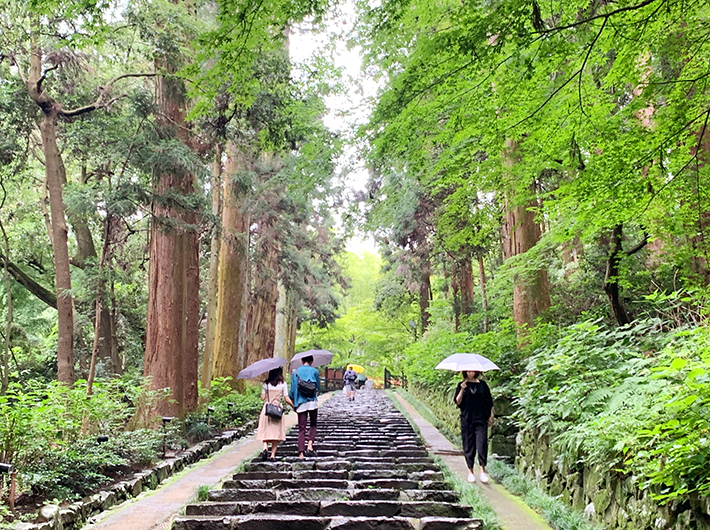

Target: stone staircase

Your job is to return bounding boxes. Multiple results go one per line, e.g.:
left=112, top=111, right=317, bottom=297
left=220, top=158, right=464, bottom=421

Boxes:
left=173, top=391, right=483, bottom=530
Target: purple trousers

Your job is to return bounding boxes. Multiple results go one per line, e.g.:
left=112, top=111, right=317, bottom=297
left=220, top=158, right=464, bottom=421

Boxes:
left=297, top=408, right=318, bottom=453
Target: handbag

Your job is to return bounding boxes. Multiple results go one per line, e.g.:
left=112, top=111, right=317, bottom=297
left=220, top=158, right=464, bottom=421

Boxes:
left=265, top=386, right=283, bottom=420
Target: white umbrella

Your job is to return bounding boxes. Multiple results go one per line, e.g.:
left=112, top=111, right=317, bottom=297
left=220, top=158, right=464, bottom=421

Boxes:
left=289, top=349, right=333, bottom=371
left=435, top=353, right=500, bottom=372
left=237, top=357, right=288, bottom=379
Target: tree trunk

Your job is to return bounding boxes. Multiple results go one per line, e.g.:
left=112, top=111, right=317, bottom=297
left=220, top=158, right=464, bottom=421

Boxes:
left=0, top=250, right=56, bottom=308
left=143, top=68, right=197, bottom=415
left=212, top=141, right=249, bottom=389
left=201, top=149, right=223, bottom=391
left=501, top=141, right=551, bottom=334
left=273, top=280, right=287, bottom=358
left=451, top=267, right=461, bottom=332
left=458, top=257, right=474, bottom=316
left=183, top=208, right=200, bottom=412
left=40, top=112, right=75, bottom=383
left=604, top=224, right=633, bottom=326
left=477, top=255, right=489, bottom=333
left=1, top=218, right=12, bottom=396
left=419, top=272, right=431, bottom=334
left=69, top=166, right=97, bottom=268
left=246, top=238, right=279, bottom=366
left=87, top=216, right=112, bottom=395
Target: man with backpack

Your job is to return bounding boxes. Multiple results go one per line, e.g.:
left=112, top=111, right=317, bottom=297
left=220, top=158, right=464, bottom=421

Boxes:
left=289, top=355, right=321, bottom=459
left=343, top=366, right=358, bottom=401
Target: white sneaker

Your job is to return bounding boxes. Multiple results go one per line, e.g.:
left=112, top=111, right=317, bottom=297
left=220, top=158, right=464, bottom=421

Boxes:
left=479, top=471, right=489, bottom=484
left=467, top=472, right=476, bottom=483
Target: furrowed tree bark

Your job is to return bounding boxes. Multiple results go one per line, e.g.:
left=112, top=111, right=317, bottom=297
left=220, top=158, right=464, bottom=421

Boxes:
left=501, top=141, right=551, bottom=336
left=246, top=236, right=279, bottom=366
left=183, top=207, right=200, bottom=412
left=273, top=280, right=287, bottom=358
left=143, top=66, right=198, bottom=415
left=201, top=148, right=223, bottom=391
left=419, top=270, right=431, bottom=334
left=212, top=142, right=249, bottom=390
left=477, top=254, right=489, bottom=333
left=458, top=257, right=474, bottom=317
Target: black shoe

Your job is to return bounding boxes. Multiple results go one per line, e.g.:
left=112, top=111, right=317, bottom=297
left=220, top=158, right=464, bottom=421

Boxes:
left=268, top=457, right=277, bottom=462
left=261, top=449, right=268, bottom=461
left=305, top=449, right=316, bottom=457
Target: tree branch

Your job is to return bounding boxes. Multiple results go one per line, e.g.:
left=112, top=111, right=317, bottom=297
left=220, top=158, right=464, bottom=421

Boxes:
left=61, top=73, right=156, bottom=117
left=532, top=0, right=662, bottom=35
left=625, top=232, right=648, bottom=255
left=0, top=250, right=57, bottom=308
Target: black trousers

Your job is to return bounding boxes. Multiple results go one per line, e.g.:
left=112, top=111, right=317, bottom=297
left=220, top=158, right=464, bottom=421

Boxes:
left=461, top=419, right=488, bottom=469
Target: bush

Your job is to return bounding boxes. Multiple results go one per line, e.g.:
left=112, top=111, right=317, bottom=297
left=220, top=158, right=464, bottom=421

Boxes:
left=22, top=430, right=162, bottom=500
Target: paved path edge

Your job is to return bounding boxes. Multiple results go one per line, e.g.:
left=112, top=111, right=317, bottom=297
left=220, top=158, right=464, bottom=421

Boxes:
left=392, top=390, right=553, bottom=530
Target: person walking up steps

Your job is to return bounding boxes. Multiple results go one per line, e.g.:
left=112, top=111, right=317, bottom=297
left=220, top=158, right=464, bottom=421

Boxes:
left=290, top=355, right=320, bottom=459
left=454, top=370, right=494, bottom=483
left=257, top=367, right=294, bottom=461
left=343, top=366, right=358, bottom=401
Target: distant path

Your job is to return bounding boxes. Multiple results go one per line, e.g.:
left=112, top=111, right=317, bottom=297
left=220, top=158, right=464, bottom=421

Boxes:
left=393, top=392, right=553, bottom=530
left=83, top=393, right=334, bottom=530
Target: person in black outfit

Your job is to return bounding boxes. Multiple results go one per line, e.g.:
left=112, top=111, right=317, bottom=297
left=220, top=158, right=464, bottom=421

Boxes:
left=454, top=370, right=494, bottom=483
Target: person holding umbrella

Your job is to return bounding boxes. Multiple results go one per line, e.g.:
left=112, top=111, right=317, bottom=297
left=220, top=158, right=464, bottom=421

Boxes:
left=289, top=354, right=322, bottom=459
left=436, top=353, right=498, bottom=484
left=237, top=357, right=292, bottom=462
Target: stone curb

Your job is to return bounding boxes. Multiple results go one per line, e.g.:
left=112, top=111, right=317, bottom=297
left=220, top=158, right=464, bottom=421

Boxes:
left=10, top=420, right=257, bottom=530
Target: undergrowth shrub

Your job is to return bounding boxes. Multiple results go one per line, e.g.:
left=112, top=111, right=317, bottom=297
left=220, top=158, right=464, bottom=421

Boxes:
left=0, top=375, right=260, bottom=505
left=519, top=317, right=710, bottom=504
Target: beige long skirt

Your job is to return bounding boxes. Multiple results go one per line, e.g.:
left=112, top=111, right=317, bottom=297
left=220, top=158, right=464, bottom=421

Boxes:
left=256, top=403, right=286, bottom=441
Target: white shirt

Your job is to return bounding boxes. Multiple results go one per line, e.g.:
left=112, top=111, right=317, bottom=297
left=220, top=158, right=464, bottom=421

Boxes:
left=261, top=382, right=288, bottom=403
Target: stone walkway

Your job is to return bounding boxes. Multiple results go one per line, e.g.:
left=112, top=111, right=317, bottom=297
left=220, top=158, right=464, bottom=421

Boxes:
left=82, top=390, right=552, bottom=530
left=393, top=392, right=552, bottom=530
left=174, top=391, right=483, bottom=529
left=83, top=395, right=337, bottom=530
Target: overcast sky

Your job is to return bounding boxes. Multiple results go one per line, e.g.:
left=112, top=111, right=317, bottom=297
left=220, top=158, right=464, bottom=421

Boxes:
left=290, top=1, right=379, bottom=255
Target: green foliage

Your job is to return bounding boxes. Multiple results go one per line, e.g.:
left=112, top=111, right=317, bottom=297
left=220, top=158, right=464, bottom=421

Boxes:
left=197, top=484, right=210, bottom=502
left=297, top=251, right=415, bottom=370
left=23, top=430, right=162, bottom=500
left=184, top=379, right=262, bottom=442
left=630, top=327, right=710, bottom=501
left=516, top=318, right=710, bottom=503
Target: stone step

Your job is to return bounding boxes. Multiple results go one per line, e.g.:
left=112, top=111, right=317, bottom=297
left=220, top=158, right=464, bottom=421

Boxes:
left=177, top=392, right=482, bottom=530
left=222, top=479, right=350, bottom=490
left=172, top=514, right=483, bottom=530
left=186, top=500, right=472, bottom=518
left=233, top=469, right=442, bottom=482
left=209, top=489, right=461, bottom=503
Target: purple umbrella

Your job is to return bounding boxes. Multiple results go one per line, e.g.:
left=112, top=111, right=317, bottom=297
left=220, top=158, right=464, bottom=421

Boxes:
left=289, top=349, right=333, bottom=371
left=237, top=357, right=288, bottom=379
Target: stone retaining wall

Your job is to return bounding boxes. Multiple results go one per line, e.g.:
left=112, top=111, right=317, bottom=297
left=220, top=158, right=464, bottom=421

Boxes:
left=516, top=426, right=710, bottom=530
left=10, top=421, right=256, bottom=530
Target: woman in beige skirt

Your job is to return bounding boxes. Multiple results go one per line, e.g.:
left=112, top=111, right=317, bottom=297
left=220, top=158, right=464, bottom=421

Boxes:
left=257, top=367, right=294, bottom=461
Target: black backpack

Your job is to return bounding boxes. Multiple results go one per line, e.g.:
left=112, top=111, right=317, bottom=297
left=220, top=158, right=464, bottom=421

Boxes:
left=297, top=375, right=317, bottom=397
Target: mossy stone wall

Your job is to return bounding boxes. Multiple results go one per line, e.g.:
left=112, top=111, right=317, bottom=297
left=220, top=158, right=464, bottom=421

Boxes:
left=516, top=426, right=710, bottom=530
